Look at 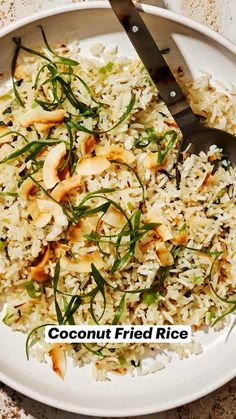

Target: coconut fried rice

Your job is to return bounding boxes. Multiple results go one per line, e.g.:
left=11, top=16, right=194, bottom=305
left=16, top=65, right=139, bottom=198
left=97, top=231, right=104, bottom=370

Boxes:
left=0, top=30, right=236, bottom=380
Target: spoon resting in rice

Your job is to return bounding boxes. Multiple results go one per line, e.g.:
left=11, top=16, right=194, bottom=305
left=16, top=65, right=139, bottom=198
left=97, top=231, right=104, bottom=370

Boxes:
left=109, top=0, right=236, bottom=172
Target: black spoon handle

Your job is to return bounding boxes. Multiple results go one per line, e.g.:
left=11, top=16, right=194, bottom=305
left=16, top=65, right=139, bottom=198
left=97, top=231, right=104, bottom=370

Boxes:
left=109, top=0, right=199, bottom=134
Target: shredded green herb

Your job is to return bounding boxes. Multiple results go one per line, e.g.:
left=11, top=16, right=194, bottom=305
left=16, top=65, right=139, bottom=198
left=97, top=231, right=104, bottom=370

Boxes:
left=90, top=263, right=106, bottom=324
left=24, top=281, right=42, bottom=299
left=82, top=343, right=108, bottom=358
left=53, top=259, right=64, bottom=324
left=11, top=37, right=24, bottom=107
left=142, top=290, right=160, bottom=306
left=110, top=159, right=145, bottom=201
left=38, top=25, right=79, bottom=66
left=156, top=130, right=178, bottom=165
left=134, top=127, right=156, bottom=149
left=62, top=295, right=82, bottom=325
left=99, top=62, right=114, bottom=74
left=112, top=294, right=126, bottom=325
left=13, top=36, right=52, bottom=63
left=207, top=252, right=236, bottom=325
left=0, top=139, right=66, bottom=164
left=26, top=323, right=53, bottom=360
left=67, top=95, right=135, bottom=134
left=135, top=128, right=178, bottom=165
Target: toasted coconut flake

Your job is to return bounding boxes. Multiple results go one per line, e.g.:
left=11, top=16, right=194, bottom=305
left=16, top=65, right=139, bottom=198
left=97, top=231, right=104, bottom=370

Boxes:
left=95, top=144, right=135, bottom=164
left=58, top=166, right=70, bottom=181
left=36, top=199, right=68, bottom=240
left=53, top=242, right=69, bottom=258
left=172, top=229, right=188, bottom=246
left=47, top=225, right=66, bottom=241
left=34, top=212, right=52, bottom=228
left=143, top=152, right=166, bottom=170
left=20, top=173, right=41, bottom=199
left=68, top=216, right=98, bottom=242
left=68, top=220, right=90, bottom=242
left=37, top=199, right=68, bottom=227
left=37, top=246, right=50, bottom=268
left=49, top=347, right=67, bottom=380
left=61, top=252, right=105, bottom=273
left=158, top=225, right=173, bottom=242
left=34, top=122, right=58, bottom=132
left=145, top=212, right=173, bottom=242
left=139, top=238, right=158, bottom=253
left=0, top=126, right=13, bottom=145
left=20, top=177, right=35, bottom=199
left=27, top=201, right=39, bottom=218
left=142, top=153, right=157, bottom=170
left=80, top=135, right=97, bottom=156
left=14, top=63, right=31, bottom=80
left=27, top=201, right=52, bottom=227
left=51, top=175, right=81, bottom=202
left=19, top=109, right=66, bottom=128
left=77, top=156, right=111, bottom=176
left=42, top=142, right=66, bottom=189
left=30, top=267, right=48, bottom=282
left=156, top=243, right=174, bottom=267
left=111, top=367, right=127, bottom=375
left=37, top=149, right=48, bottom=158
left=103, top=206, right=126, bottom=228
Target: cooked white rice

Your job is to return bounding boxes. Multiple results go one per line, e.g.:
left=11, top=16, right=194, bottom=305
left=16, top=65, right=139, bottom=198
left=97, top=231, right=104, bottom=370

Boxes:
left=0, top=33, right=236, bottom=381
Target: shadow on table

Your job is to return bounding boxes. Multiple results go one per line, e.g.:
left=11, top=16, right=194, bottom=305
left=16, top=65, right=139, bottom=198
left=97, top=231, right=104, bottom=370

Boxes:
left=1, top=381, right=178, bottom=418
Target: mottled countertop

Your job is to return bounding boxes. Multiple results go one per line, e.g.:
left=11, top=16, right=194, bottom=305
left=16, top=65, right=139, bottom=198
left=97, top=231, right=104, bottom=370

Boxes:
left=1, top=377, right=236, bottom=418
left=0, top=0, right=236, bottom=418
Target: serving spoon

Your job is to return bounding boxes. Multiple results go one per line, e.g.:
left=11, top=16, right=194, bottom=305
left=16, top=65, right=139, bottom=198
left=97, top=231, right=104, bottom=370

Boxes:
left=108, top=0, right=236, bottom=166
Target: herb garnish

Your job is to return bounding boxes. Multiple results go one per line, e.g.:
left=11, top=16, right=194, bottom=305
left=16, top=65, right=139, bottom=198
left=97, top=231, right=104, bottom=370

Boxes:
left=38, top=26, right=79, bottom=66
left=142, top=290, right=160, bottom=306
left=99, top=62, right=114, bottom=74
left=86, top=212, right=159, bottom=273
left=7, top=25, right=235, bottom=369
left=0, top=139, right=66, bottom=164
left=24, top=281, right=42, bottom=299
left=11, top=37, right=24, bottom=107
left=207, top=253, right=236, bottom=326
left=67, top=95, right=135, bottom=134
left=134, top=128, right=178, bottom=165
left=12, top=28, right=102, bottom=117
left=112, top=294, right=126, bottom=325
left=26, top=323, right=53, bottom=360
left=90, top=263, right=106, bottom=324
left=110, top=160, right=145, bottom=201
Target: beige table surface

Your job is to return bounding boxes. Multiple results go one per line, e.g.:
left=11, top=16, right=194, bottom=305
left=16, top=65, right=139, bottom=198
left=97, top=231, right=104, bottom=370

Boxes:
left=0, top=0, right=236, bottom=418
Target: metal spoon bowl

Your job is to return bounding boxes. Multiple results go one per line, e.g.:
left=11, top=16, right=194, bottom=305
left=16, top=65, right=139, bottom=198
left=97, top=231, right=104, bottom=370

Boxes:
left=109, top=0, right=236, bottom=166
left=183, top=125, right=236, bottom=159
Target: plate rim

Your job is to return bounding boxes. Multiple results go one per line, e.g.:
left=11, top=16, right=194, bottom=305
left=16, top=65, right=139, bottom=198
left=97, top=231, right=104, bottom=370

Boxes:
left=1, top=361, right=236, bottom=417
left=0, top=0, right=236, bottom=55
left=0, top=2, right=236, bottom=416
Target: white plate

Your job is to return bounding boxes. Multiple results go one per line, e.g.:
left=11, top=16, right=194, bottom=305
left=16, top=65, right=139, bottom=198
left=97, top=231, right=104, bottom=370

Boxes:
left=0, top=2, right=236, bottom=416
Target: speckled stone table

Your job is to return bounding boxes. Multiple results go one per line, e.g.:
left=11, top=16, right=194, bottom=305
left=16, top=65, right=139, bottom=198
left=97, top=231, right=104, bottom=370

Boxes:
left=0, top=1, right=236, bottom=418
left=1, top=379, right=236, bottom=418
